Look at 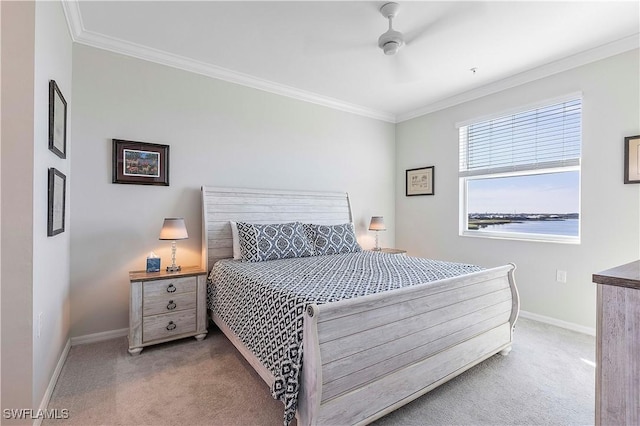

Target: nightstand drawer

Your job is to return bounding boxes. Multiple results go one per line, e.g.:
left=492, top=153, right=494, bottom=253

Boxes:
left=143, top=292, right=196, bottom=316
left=143, top=276, right=196, bottom=298
left=143, top=309, right=196, bottom=343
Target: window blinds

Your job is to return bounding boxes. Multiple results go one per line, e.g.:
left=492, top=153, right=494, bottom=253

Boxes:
left=459, top=98, right=582, bottom=177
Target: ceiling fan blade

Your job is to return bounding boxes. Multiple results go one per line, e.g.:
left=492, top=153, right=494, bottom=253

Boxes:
left=403, top=23, right=432, bottom=46
left=404, top=2, right=486, bottom=46
left=306, top=44, right=375, bottom=60
left=392, top=52, right=420, bottom=84
left=303, top=35, right=373, bottom=57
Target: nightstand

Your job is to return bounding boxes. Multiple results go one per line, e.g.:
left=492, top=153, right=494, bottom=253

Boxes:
left=128, top=266, right=208, bottom=355
left=370, top=248, right=407, bottom=255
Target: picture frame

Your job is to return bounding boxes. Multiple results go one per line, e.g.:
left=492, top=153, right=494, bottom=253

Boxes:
left=406, top=166, right=435, bottom=196
left=48, top=80, right=67, bottom=159
left=48, top=168, right=66, bottom=236
left=112, top=139, right=170, bottom=186
left=624, top=135, right=640, bottom=184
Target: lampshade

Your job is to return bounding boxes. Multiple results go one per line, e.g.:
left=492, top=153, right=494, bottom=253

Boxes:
left=369, top=216, right=386, bottom=231
left=159, top=218, right=189, bottom=240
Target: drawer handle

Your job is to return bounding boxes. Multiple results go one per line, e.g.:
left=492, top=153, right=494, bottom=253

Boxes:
left=167, top=300, right=177, bottom=310
left=166, top=321, right=177, bottom=331
left=167, top=284, right=176, bottom=293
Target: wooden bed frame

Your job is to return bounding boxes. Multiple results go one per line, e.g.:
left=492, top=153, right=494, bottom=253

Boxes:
left=201, top=186, right=520, bottom=426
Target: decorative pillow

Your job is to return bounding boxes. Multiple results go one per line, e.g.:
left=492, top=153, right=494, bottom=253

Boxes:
left=236, top=222, right=313, bottom=262
left=305, top=223, right=362, bottom=256
left=230, top=221, right=242, bottom=260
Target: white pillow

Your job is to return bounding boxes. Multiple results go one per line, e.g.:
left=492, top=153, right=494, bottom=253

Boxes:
left=230, top=221, right=242, bottom=260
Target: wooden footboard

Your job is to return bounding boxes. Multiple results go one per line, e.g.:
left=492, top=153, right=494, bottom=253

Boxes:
left=299, top=263, right=519, bottom=426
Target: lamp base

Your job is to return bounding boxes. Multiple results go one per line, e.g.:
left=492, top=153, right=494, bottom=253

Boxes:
left=166, top=265, right=181, bottom=272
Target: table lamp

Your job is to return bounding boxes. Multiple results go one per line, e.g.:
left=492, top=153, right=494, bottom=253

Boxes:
left=159, top=218, right=189, bottom=272
left=369, top=216, right=386, bottom=251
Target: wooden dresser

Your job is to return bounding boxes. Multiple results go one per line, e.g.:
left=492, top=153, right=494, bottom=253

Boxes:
left=592, top=260, right=639, bottom=426
left=128, top=266, right=208, bottom=355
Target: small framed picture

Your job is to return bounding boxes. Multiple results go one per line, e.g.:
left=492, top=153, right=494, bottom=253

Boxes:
left=146, top=257, right=161, bottom=273
left=406, top=166, right=435, bottom=196
left=48, top=168, right=66, bottom=236
left=112, top=139, right=170, bottom=186
left=48, top=80, right=67, bottom=159
left=624, top=135, right=640, bottom=184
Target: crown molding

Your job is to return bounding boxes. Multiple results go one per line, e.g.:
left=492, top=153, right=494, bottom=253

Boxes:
left=61, top=0, right=84, bottom=40
left=61, top=2, right=395, bottom=123
left=62, top=1, right=638, bottom=125
left=396, top=33, right=640, bottom=123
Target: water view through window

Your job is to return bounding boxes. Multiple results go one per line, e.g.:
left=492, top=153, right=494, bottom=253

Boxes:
left=466, top=171, right=580, bottom=238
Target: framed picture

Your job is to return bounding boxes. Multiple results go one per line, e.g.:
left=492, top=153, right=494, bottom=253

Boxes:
left=48, top=80, right=67, bottom=159
left=48, top=168, right=66, bottom=236
left=406, top=166, right=434, bottom=196
left=624, top=135, right=640, bottom=184
left=112, top=139, right=170, bottom=186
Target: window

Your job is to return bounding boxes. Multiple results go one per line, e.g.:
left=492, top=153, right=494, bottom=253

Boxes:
left=458, top=96, right=582, bottom=243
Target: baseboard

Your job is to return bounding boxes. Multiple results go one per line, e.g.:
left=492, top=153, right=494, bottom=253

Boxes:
left=34, top=338, right=71, bottom=426
left=70, top=328, right=128, bottom=346
left=519, top=310, right=595, bottom=336
left=33, top=329, right=128, bottom=425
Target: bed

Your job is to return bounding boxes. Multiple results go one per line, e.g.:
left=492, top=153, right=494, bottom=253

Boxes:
left=201, top=186, right=519, bottom=426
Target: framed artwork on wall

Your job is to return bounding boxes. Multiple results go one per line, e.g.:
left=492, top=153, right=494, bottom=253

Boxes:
left=112, top=139, right=170, bottom=186
left=48, top=80, right=67, bottom=159
left=406, top=166, right=435, bottom=196
left=48, top=168, right=66, bottom=236
left=624, top=135, right=640, bottom=184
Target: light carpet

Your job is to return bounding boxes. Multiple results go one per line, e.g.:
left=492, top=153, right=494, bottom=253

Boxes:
left=44, top=318, right=595, bottom=426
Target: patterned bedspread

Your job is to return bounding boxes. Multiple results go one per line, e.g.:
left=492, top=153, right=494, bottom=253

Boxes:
left=207, top=251, right=483, bottom=425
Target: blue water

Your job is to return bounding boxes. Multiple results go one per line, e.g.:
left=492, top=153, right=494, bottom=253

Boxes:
left=478, top=219, right=579, bottom=237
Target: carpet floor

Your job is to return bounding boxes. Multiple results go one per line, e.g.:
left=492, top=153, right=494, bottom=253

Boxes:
left=44, top=318, right=595, bottom=426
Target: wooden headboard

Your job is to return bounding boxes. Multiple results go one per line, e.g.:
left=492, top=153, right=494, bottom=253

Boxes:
left=201, top=186, right=353, bottom=272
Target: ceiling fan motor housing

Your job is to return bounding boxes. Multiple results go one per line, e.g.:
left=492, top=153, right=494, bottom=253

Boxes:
left=378, top=31, right=404, bottom=55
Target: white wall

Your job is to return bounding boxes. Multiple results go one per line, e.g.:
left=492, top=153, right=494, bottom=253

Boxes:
left=396, top=50, right=640, bottom=329
left=1, top=1, right=72, bottom=415
left=70, top=45, right=396, bottom=337
left=1, top=1, right=36, bottom=416
left=32, top=0, right=72, bottom=409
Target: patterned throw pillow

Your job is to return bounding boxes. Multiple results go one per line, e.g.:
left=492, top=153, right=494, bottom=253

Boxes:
left=305, top=223, right=362, bottom=256
left=236, top=222, right=313, bottom=262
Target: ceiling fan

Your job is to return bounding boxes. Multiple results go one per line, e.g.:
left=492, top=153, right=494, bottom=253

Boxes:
left=377, top=2, right=405, bottom=55
left=377, top=1, right=476, bottom=56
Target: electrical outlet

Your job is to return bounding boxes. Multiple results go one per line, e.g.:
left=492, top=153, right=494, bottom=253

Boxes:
left=37, top=312, right=43, bottom=338
left=556, top=270, right=567, bottom=283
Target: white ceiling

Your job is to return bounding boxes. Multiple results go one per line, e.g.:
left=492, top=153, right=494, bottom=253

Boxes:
left=65, top=1, right=639, bottom=122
